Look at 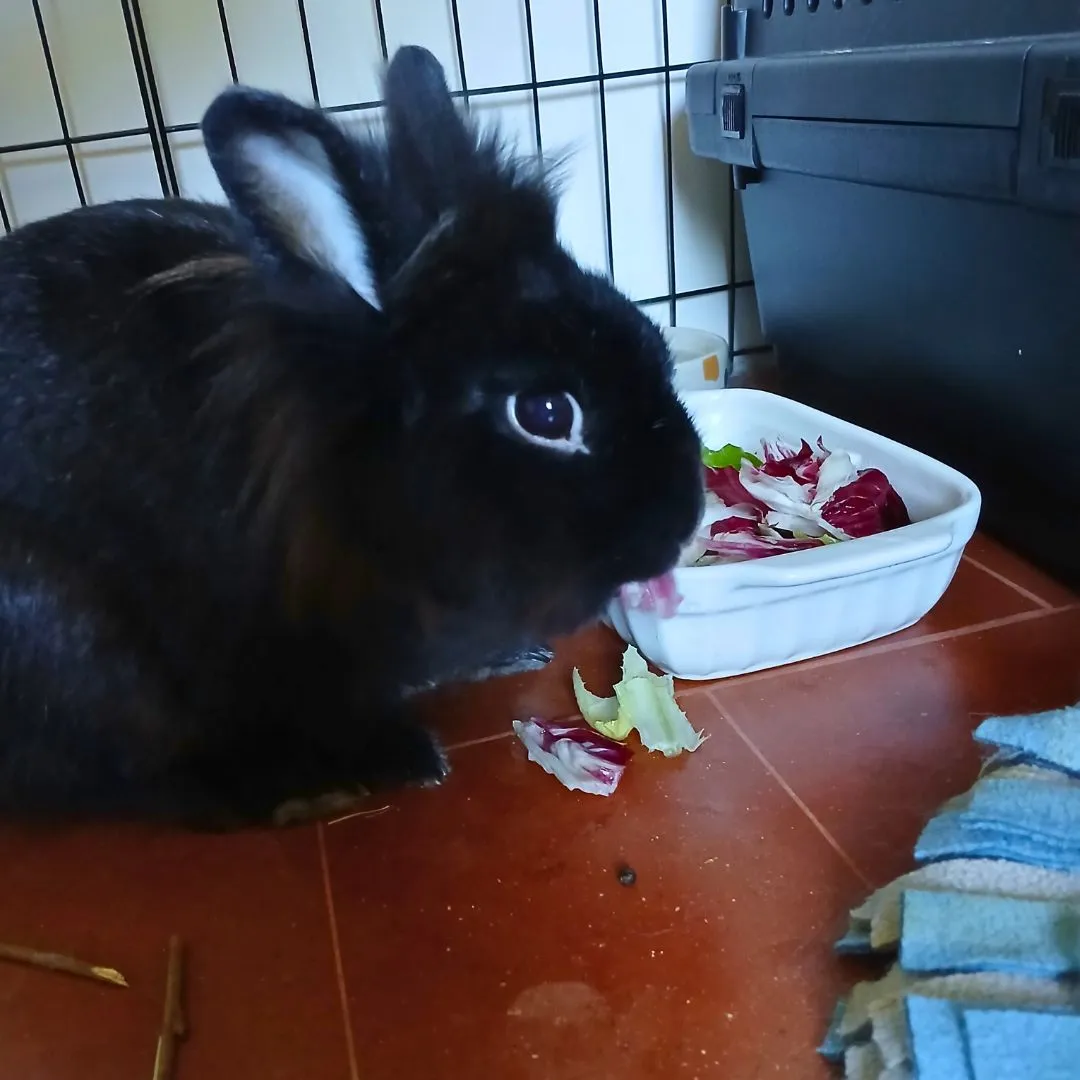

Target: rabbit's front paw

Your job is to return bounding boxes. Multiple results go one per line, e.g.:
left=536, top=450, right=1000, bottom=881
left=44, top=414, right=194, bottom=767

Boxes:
left=452, top=644, right=556, bottom=685
left=271, top=787, right=372, bottom=827
left=482, top=644, right=555, bottom=678
left=361, top=721, right=451, bottom=790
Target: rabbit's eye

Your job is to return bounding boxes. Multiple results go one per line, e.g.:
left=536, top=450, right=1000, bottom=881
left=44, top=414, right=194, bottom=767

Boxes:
left=506, top=391, right=587, bottom=455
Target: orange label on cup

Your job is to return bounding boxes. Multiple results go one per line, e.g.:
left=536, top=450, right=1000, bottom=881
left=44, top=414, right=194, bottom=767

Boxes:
left=701, top=353, right=720, bottom=383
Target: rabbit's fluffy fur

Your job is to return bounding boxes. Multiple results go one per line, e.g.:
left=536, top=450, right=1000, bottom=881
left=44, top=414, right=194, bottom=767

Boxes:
left=0, top=46, right=703, bottom=828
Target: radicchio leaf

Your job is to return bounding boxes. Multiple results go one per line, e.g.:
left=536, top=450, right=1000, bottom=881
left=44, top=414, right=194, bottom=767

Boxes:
left=705, top=517, right=824, bottom=560
left=512, top=717, right=632, bottom=796
left=812, top=449, right=862, bottom=508
left=820, top=468, right=912, bottom=538
left=619, top=571, right=684, bottom=617
left=624, top=434, right=909, bottom=580
left=703, top=465, right=767, bottom=513
left=760, top=439, right=825, bottom=486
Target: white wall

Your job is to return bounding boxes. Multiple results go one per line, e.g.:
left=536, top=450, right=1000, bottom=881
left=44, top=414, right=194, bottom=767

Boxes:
left=0, top=0, right=763, bottom=352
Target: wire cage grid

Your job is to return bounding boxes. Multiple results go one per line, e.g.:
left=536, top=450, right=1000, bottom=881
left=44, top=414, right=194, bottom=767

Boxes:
left=0, top=0, right=767, bottom=358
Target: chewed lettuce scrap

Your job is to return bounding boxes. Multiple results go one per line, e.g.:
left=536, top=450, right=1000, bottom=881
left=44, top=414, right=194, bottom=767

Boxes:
left=572, top=644, right=706, bottom=757
left=571, top=669, right=629, bottom=740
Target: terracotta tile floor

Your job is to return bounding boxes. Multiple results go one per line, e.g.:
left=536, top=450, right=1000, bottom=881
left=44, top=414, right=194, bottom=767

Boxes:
left=0, top=539, right=1075, bottom=1080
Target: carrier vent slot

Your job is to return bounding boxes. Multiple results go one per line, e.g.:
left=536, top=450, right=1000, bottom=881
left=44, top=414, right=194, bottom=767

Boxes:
left=721, top=84, right=746, bottom=139
left=1052, top=92, right=1080, bottom=161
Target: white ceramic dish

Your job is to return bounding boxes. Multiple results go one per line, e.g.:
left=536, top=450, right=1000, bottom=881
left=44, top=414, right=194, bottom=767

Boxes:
left=605, top=388, right=982, bottom=680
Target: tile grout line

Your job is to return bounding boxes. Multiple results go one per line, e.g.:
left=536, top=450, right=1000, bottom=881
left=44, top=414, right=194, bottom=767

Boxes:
left=317, top=823, right=362, bottom=1080
left=441, top=604, right=1078, bottom=756
left=446, top=730, right=515, bottom=753
left=961, top=554, right=1056, bottom=611
left=713, top=696, right=874, bottom=890
left=693, top=604, right=1077, bottom=691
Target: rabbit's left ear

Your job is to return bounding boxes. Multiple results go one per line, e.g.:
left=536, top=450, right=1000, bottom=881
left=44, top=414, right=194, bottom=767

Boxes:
left=201, top=86, right=383, bottom=310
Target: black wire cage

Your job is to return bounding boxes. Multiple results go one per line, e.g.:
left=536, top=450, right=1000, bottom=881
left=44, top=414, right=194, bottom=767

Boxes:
left=0, top=0, right=765, bottom=359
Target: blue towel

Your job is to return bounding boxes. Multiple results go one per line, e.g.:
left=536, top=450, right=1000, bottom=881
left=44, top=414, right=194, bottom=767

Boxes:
left=818, top=999, right=849, bottom=1063
left=904, top=997, right=973, bottom=1080
left=899, top=889, right=1080, bottom=978
left=965, top=1007, right=1080, bottom=1079
left=840, top=859, right=1080, bottom=956
left=906, top=995, right=1080, bottom=1080
left=975, top=702, right=1080, bottom=777
left=914, top=776, right=1080, bottom=872
left=823, top=698, right=1080, bottom=1078
left=835, top=925, right=874, bottom=955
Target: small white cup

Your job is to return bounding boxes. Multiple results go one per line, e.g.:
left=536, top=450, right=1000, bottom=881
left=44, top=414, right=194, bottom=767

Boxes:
left=663, top=326, right=731, bottom=393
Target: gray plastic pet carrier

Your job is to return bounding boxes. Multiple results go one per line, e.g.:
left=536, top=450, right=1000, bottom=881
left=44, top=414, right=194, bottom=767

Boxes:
left=688, top=0, right=1080, bottom=588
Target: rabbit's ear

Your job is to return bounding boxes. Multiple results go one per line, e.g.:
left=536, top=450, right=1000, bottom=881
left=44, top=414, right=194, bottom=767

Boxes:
left=379, top=45, right=559, bottom=293
left=382, top=46, right=474, bottom=203
left=201, top=86, right=382, bottom=309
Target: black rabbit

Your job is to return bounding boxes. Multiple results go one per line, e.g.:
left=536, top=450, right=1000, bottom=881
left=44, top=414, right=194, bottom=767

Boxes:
left=0, top=46, right=703, bottom=828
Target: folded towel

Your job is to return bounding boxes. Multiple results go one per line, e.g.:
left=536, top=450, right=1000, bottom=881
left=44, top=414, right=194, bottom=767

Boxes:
left=824, top=698, right=1080, bottom=1078
left=829, top=962, right=1080, bottom=1072
left=838, top=964, right=910, bottom=1043
left=899, top=888, right=1080, bottom=977
left=871, top=969, right=1078, bottom=1074
left=975, top=702, right=1080, bottom=777
left=835, top=962, right=1077, bottom=1042
left=906, top=995, right=1080, bottom=1080
left=835, top=925, right=875, bottom=954
left=903, top=996, right=973, bottom=1080
left=840, top=858, right=1080, bottom=953
left=982, top=762, right=1080, bottom=786
left=844, top=1040, right=887, bottom=1080
left=819, top=999, right=848, bottom=1062
left=914, top=775, right=1080, bottom=872
left=915, top=816, right=1080, bottom=872
left=963, top=1005, right=1080, bottom=1079
left=882, top=1064, right=914, bottom=1080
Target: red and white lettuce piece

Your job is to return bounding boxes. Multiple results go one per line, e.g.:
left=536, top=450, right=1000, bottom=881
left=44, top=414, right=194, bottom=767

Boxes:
left=736, top=465, right=823, bottom=534
left=703, top=462, right=764, bottom=513
left=677, top=505, right=758, bottom=567
left=512, top=717, right=632, bottom=796
left=819, top=468, right=911, bottom=538
left=704, top=516, right=826, bottom=561
left=812, top=448, right=862, bottom=508
left=760, top=438, right=825, bottom=485
left=619, top=572, right=683, bottom=617
left=730, top=444, right=860, bottom=538
left=699, top=438, right=910, bottom=559
left=620, top=435, right=910, bottom=592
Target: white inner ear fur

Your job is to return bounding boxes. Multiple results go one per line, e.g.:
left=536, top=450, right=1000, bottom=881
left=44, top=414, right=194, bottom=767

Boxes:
left=240, top=131, right=381, bottom=310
